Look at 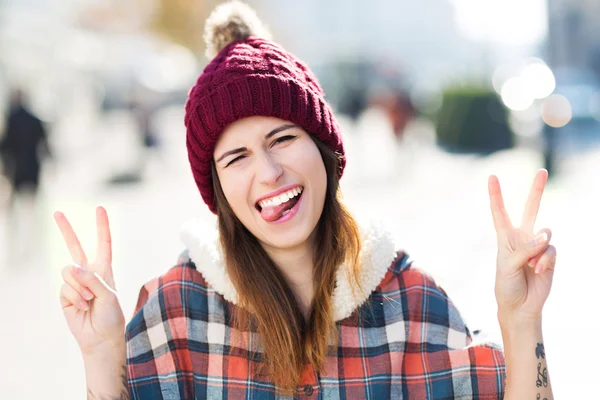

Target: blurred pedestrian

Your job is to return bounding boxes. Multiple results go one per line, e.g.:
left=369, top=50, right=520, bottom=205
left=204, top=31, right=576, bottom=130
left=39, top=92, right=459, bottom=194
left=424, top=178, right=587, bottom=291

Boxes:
left=1, top=88, right=51, bottom=262
left=53, top=2, right=556, bottom=399
left=0, top=88, right=50, bottom=201
left=371, top=89, right=415, bottom=140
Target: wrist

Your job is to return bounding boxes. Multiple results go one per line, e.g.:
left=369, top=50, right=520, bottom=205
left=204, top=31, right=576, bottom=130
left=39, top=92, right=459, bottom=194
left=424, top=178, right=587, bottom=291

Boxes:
left=82, top=337, right=126, bottom=361
left=82, top=340, right=129, bottom=399
left=498, top=309, right=542, bottom=331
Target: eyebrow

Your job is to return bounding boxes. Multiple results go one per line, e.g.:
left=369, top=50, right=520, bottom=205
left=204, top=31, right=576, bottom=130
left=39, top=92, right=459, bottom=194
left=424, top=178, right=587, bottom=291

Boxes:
left=215, top=124, right=298, bottom=163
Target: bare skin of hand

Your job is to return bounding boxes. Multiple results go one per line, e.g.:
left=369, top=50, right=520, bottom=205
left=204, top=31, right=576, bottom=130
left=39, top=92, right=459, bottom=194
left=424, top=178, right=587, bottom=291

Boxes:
left=55, top=206, right=126, bottom=355
left=489, top=169, right=557, bottom=320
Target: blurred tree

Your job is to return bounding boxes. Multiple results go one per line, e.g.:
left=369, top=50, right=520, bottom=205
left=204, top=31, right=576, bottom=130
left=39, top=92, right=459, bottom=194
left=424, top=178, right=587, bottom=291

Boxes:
left=435, top=87, right=514, bottom=154
left=151, top=0, right=210, bottom=54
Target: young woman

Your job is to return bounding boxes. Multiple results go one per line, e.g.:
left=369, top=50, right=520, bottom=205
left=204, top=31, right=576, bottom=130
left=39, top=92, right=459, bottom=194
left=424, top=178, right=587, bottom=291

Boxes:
left=55, top=2, right=556, bottom=399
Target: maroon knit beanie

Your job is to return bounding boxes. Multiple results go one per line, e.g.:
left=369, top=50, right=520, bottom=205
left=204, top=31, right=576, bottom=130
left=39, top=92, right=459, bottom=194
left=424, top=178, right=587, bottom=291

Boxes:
left=184, top=1, right=345, bottom=214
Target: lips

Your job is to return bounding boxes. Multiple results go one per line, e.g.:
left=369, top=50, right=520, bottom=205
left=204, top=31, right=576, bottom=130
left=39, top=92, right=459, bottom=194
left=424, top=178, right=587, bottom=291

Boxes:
left=255, top=185, right=304, bottom=222
left=260, top=193, right=301, bottom=222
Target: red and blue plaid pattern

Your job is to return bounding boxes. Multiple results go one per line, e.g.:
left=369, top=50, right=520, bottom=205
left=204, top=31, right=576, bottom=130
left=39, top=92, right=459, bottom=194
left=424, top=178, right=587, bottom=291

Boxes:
left=126, top=252, right=505, bottom=399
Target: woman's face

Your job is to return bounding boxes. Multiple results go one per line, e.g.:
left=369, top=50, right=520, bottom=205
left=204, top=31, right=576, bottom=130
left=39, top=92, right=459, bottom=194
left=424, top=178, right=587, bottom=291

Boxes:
left=214, top=116, right=327, bottom=251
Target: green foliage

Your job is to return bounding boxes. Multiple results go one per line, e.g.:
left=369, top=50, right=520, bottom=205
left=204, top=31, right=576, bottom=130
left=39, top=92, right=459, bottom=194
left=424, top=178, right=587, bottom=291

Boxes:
left=435, top=86, right=514, bottom=154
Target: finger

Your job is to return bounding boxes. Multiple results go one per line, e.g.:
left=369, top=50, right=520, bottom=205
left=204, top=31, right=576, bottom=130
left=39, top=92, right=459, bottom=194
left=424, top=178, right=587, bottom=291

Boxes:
left=95, top=206, right=113, bottom=270
left=520, top=169, right=548, bottom=233
left=61, top=265, right=95, bottom=301
left=526, top=230, right=553, bottom=267
left=488, top=175, right=512, bottom=233
left=527, top=253, right=541, bottom=269
left=71, top=264, right=117, bottom=302
left=60, top=282, right=90, bottom=311
left=534, top=245, right=557, bottom=275
left=54, top=211, right=89, bottom=266
left=527, top=229, right=554, bottom=267
left=513, top=228, right=552, bottom=266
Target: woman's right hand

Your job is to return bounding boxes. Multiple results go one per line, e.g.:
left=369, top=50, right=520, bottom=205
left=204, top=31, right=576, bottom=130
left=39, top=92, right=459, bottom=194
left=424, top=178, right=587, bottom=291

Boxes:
left=54, top=206, right=126, bottom=356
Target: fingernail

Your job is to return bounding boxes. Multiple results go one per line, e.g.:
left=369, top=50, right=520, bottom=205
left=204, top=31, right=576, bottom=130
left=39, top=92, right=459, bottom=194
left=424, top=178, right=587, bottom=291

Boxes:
left=82, top=288, right=94, bottom=300
left=79, top=300, right=89, bottom=311
left=530, top=232, right=548, bottom=247
left=535, top=264, right=543, bottom=274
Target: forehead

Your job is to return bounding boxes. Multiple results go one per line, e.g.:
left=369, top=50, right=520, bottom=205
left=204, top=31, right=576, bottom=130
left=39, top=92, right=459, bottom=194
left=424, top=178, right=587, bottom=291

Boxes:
left=214, top=116, right=292, bottom=151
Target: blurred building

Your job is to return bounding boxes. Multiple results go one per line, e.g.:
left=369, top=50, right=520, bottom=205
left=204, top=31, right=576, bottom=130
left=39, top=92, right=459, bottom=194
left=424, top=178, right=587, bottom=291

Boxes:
left=262, top=0, right=478, bottom=89
left=547, top=0, right=600, bottom=74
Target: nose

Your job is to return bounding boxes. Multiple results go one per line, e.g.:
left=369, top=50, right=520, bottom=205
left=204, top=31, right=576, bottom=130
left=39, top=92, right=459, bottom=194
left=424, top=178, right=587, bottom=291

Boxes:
left=256, top=152, right=283, bottom=186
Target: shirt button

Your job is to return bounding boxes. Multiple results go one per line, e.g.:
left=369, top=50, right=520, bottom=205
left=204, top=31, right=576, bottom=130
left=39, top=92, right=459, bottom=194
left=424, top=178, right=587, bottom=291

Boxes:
left=303, top=384, right=314, bottom=396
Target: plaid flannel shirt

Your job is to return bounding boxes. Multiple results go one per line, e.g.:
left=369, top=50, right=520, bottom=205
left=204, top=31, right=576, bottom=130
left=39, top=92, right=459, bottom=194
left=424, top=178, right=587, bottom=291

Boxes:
left=126, top=248, right=505, bottom=399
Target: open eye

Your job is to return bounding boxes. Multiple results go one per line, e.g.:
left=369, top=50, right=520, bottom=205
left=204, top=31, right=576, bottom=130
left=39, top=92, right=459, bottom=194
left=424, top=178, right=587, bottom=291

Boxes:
left=272, top=135, right=296, bottom=146
left=225, top=155, right=246, bottom=167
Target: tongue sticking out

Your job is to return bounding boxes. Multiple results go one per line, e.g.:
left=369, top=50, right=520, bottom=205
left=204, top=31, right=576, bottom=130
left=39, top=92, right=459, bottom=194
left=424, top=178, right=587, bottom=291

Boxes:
left=260, top=195, right=301, bottom=222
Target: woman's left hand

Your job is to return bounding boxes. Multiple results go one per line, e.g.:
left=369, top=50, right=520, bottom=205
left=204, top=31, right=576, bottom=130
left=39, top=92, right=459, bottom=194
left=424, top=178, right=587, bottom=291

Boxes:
left=488, top=169, right=556, bottom=321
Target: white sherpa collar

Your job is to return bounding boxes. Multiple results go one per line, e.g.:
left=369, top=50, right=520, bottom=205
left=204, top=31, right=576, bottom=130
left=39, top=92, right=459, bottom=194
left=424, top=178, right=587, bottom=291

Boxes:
left=179, top=220, right=397, bottom=321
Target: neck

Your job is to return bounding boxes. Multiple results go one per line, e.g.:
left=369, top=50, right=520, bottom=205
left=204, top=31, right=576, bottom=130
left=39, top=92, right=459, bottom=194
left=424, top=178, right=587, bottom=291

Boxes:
left=262, top=238, right=315, bottom=321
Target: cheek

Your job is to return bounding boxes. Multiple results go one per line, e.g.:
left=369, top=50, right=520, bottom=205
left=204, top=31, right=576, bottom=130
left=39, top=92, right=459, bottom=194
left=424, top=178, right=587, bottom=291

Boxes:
left=311, top=157, right=327, bottom=197
left=308, top=147, right=327, bottom=180
left=288, top=142, right=327, bottom=195
left=219, top=172, right=252, bottom=215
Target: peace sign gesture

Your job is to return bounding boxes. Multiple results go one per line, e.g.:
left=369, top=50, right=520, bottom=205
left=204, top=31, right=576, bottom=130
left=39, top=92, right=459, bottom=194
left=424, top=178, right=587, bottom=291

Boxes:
left=55, top=206, right=125, bottom=356
left=489, top=169, right=556, bottom=320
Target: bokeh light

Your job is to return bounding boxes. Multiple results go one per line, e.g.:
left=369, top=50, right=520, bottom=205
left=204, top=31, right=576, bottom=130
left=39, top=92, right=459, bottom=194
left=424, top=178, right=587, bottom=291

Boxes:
left=521, top=61, right=556, bottom=99
left=541, top=94, right=572, bottom=128
left=501, top=77, right=534, bottom=111
left=498, top=59, right=555, bottom=111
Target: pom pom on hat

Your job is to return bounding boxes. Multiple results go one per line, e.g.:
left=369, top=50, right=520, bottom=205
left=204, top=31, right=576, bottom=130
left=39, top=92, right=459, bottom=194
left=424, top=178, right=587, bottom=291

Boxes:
left=204, top=1, right=272, bottom=59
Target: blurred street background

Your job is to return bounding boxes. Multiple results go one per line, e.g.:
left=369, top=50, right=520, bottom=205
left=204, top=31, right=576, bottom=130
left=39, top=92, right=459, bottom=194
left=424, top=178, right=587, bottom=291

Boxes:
left=0, top=0, right=598, bottom=398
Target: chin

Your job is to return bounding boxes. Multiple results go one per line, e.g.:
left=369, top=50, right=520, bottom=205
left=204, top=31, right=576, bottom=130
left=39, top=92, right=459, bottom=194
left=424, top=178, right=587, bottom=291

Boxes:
left=261, top=225, right=314, bottom=250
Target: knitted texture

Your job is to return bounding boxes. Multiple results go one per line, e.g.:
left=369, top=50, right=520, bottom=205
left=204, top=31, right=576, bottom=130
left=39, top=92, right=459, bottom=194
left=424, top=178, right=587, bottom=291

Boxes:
left=184, top=36, right=345, bottom=214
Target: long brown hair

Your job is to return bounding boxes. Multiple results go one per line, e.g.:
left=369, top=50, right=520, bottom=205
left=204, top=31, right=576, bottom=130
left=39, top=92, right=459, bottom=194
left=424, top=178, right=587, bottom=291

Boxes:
left=211, top=136, right=362, bottom=393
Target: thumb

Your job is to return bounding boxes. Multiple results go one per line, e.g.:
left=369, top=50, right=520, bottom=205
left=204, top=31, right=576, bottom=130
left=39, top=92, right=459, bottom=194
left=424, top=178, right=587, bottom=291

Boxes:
left=514, top=228, right=552, bottom=265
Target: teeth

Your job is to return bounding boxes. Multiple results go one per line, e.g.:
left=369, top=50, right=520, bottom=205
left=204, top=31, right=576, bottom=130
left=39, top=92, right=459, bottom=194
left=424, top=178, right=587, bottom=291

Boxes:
left=259, top=187, right=303, bottom=209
